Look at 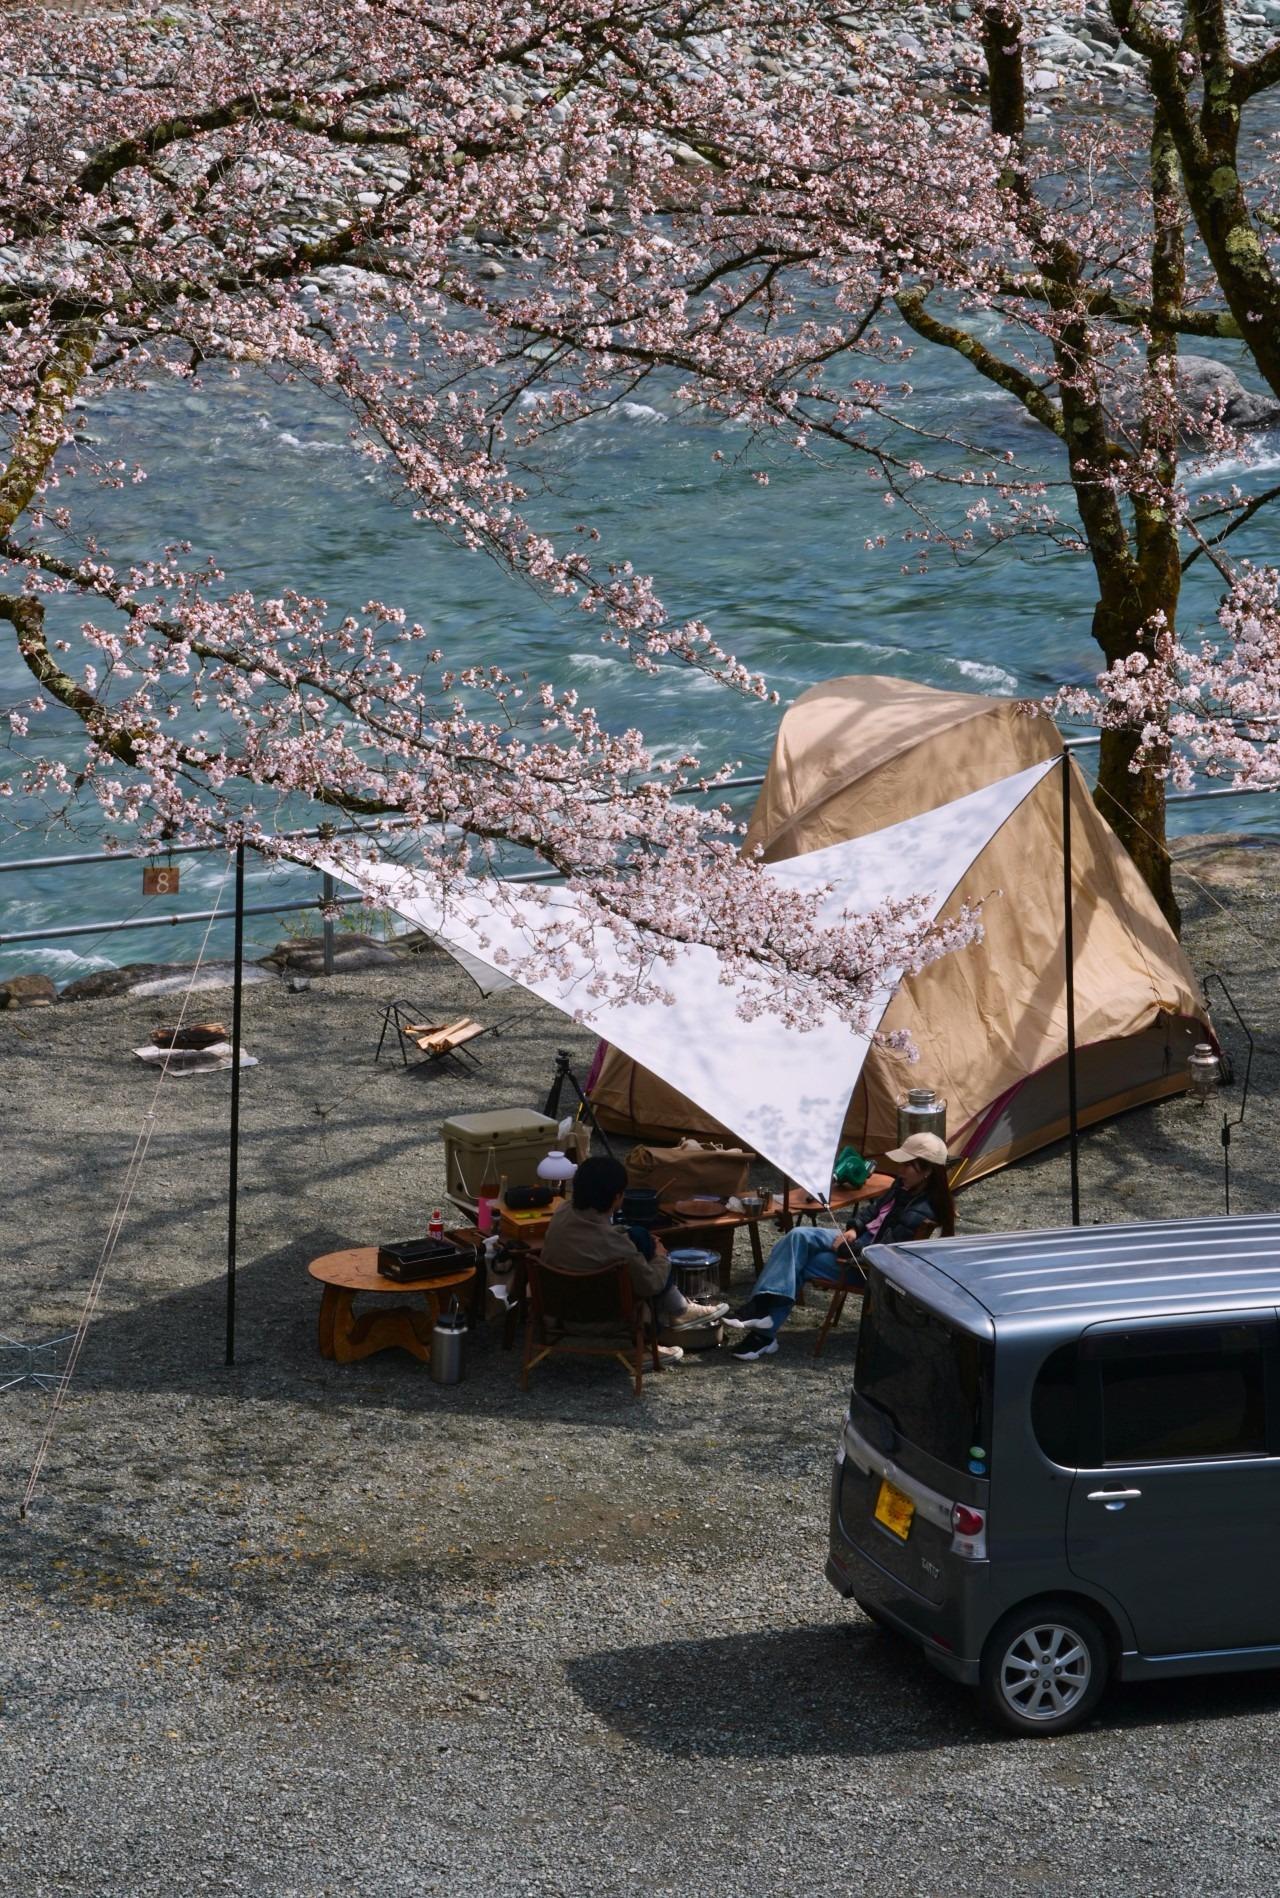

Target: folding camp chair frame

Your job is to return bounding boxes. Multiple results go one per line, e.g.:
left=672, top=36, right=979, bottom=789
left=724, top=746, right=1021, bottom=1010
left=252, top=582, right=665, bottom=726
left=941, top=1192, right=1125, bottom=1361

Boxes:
left=375, top=998, right=511, bottom=1075
left=521, top=1257, right=661, bottom=1397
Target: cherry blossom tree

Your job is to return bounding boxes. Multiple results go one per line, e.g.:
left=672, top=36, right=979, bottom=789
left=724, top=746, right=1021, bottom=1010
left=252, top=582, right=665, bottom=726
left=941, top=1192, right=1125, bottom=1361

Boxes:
left=0, top=0, right=985, bottom=1026
left=473, top=0, right=1279, bottom=930
left=6, top=0, right=1280, bottom=990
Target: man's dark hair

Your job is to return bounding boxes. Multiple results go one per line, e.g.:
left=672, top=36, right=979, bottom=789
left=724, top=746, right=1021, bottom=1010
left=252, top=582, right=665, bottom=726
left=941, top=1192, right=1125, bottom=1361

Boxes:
left=572, top=1154, right=628, bottom=1212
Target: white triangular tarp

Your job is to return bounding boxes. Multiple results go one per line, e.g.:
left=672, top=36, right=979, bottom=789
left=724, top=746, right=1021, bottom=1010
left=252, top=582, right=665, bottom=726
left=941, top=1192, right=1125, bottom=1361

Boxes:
left=434, top=935, right=515, bottom=996
left=320, top=759, right=1054, bottom=1196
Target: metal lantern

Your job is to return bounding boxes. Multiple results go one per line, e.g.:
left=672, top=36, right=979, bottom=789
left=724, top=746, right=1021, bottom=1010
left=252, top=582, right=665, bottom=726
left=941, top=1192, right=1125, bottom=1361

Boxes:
left=1187, top=1042, right=1221, bottom=1103
left=896, top=1086, right=947, bottom=1148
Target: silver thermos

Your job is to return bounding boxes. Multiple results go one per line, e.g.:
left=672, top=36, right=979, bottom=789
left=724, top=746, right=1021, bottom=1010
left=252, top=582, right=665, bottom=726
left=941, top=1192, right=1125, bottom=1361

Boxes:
left=896, top=1087, right=947, bottom=1147
left=430, top=1300, right=467, bottom=1385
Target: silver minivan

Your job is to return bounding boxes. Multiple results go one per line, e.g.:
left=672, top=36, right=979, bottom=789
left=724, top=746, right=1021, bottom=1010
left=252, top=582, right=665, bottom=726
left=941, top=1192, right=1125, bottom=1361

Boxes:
left=826, top=1213, right=1280, bottom=1735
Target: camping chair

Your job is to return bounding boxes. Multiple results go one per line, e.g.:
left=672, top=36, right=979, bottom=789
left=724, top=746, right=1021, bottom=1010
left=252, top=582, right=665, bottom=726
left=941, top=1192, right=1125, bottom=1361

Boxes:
left=374, top=997, right=506, bottom=1074
left=521, top=1257, right=660, bottom=1397
left=810, top=1223, right=936, bottom=1358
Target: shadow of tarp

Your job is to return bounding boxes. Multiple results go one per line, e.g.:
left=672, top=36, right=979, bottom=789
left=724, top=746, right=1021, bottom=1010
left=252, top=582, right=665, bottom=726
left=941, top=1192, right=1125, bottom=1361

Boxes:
left=37, top=1228, right=677, bottom=1436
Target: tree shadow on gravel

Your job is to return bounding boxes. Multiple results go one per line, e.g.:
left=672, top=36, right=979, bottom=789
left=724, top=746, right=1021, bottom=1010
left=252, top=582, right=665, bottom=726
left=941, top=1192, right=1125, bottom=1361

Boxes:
left=566, top=1622, right=987, bottom=1757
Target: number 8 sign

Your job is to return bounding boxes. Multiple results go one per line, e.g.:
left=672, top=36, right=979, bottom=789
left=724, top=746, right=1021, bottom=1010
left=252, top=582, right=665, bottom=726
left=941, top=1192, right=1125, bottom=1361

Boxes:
left=142, top=865, right=180, bottom=896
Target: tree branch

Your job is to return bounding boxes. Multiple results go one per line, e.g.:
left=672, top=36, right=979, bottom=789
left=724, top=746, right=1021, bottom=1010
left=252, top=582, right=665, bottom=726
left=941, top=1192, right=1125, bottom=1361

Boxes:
left=895, top=287, right=1064, bottom=438
left=0, top=322, right=100, bottom=536
left=0, top=591, right=139, bottom=765
left=994, top=273, right=1242, bottom=338
left=1235, top=36, right=1280, bottom=101
left=1183, top=480, right=1280, bottom=570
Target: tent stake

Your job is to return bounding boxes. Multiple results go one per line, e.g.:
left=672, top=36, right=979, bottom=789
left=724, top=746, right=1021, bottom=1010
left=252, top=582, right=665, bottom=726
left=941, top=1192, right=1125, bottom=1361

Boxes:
left=226, top=842, right=245, bottom=1365
left=1062, top=754, right=1081, bottom=1226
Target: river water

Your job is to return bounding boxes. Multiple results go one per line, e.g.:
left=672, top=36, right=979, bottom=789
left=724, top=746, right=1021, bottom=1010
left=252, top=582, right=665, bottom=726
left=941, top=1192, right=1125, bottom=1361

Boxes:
left=3, top=332, right=1279, bottom=981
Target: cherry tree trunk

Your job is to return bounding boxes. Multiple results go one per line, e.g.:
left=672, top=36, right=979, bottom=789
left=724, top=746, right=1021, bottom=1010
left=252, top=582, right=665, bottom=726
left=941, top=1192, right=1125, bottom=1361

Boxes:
left=1093, top=728, right=1180, bottom=933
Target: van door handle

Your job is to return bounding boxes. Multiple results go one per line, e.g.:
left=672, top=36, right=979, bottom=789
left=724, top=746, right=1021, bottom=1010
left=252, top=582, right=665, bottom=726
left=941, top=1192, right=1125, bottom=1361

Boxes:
left=1087, top=1488, right=1142, bottom=1508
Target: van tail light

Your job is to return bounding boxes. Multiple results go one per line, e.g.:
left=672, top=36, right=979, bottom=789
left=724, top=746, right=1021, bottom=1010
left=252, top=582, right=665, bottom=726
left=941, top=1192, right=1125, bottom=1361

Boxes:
left=950, top=1503, right=987, bottom=1560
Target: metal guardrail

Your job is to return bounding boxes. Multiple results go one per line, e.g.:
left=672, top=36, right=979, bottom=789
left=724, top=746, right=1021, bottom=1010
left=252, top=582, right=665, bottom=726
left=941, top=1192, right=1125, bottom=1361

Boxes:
left=0, top=732, right=1270, bottom=955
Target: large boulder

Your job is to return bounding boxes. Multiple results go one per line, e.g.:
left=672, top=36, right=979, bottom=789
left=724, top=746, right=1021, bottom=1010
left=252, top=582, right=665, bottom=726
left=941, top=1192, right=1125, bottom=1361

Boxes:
left=1103, top=355, right=1280, bottom=445
left=1177, top=357, right=1280, bottom=435
left=59, top=960, right=274, bottom=1001
left=0, top=972, right=57, bottom=1008
left=259, top=931, right=402, bottom=974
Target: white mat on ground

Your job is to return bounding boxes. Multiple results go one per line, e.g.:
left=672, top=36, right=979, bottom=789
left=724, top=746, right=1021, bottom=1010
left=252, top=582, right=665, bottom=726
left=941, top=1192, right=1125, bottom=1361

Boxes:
left=133, top=1041, right=258, bottom=1075
left=319, top=760, right=1054, bottom=1197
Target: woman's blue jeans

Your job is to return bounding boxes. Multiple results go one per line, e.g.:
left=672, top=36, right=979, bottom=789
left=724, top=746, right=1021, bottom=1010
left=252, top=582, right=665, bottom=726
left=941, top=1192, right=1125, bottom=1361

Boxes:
left=744, top=1228, right=861, bottom=1336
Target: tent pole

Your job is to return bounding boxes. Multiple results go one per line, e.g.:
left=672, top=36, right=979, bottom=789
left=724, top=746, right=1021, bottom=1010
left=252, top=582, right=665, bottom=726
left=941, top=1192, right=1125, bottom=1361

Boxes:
left=1062, top=755, right=1081, bottom=1226
left=226, top=841, right=245, bottom=1365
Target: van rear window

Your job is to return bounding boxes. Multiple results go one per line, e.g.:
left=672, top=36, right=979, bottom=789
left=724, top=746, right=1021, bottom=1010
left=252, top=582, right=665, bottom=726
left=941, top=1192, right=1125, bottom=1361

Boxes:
left=854, top=1270, right=993, bottom=1473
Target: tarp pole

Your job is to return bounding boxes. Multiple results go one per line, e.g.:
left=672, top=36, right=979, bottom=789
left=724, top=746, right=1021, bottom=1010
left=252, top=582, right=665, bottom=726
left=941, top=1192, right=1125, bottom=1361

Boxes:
left=226, top=842, right=245, bottom=1365
left=1062, top=755, right=1081, bottom=1226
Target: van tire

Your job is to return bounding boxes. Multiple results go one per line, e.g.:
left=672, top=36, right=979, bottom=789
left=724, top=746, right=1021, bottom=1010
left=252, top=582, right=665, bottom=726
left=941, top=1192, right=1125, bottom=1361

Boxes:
left=979, top=1599, right=1109, bottom=1737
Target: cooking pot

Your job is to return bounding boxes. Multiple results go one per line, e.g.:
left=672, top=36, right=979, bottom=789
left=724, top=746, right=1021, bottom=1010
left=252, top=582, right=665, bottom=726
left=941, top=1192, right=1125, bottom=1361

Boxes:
left=619, top=1186, right=662, bottom=1228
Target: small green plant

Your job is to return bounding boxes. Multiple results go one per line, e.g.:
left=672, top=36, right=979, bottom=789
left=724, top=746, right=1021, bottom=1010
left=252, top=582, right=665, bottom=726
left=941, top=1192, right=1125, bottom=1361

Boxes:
left=338, top=900, right=398, bottom=940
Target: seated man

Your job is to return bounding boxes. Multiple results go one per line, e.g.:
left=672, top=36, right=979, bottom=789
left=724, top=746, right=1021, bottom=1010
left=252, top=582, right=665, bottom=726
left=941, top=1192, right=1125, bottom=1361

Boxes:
left=541, top=1155, right=728, bottom=1362
left=726, top=1134, right=954, bottom=1360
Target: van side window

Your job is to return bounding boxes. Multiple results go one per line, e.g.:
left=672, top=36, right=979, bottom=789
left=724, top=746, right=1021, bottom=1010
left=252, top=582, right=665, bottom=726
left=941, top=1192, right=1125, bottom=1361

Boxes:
left=1098, top=1324, right=1268, bottom=1464
left=1031, top=1344, right=1080, bottom=1466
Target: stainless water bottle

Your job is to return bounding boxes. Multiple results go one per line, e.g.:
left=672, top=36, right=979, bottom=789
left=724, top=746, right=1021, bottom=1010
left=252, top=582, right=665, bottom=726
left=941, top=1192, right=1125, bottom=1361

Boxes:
left=430, top=1304, right=467, bottom=1385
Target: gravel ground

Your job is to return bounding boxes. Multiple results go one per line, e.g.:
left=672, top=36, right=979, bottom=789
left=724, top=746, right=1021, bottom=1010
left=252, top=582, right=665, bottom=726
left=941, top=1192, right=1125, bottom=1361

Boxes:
left=3, top=848, right=1280, bottom=1898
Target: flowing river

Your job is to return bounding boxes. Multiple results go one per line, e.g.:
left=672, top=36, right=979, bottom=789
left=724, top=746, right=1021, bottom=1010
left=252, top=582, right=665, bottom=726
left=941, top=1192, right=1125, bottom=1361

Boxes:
left=3, top=331, right=1278, bottom=981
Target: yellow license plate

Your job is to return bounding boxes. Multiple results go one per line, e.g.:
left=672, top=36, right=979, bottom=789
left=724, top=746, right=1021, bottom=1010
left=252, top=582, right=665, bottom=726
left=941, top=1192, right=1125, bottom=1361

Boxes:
left=874, top=1478, right=915, bottom=1541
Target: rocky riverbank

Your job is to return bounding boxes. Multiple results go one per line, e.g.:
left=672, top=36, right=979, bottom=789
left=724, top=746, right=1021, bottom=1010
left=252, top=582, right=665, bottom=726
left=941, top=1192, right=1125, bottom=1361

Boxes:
left=0, top=930, right=421, bottom=1009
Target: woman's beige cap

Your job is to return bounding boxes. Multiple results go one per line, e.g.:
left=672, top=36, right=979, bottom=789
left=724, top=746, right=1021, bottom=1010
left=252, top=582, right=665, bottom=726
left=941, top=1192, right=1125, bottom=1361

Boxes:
left=883, top=1132, right=949, bottom=1167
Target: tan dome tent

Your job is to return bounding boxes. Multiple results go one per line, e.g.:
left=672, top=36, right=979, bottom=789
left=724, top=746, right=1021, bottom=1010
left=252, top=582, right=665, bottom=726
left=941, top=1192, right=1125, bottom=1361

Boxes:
left=590, top=675, right=1211, bottom=1187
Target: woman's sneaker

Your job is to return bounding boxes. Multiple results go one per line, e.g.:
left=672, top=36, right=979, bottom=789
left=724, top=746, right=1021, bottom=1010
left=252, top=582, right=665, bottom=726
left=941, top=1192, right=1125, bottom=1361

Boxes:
left=731, top=1332, right=778, bottom=1360
left=655, top=1343, right=684, bottom=1364
left=722, top=1311, right=773, bottom=1333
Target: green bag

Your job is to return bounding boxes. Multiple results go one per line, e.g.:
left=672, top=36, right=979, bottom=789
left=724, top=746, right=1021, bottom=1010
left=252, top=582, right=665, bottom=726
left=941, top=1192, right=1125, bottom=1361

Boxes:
left=833, top=1146, right=872, bottom=1189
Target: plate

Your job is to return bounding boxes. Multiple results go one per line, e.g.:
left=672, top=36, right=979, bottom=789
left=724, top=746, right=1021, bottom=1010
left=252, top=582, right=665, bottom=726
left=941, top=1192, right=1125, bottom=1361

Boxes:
left=673, top=1197, right=725, bottom=1219
left=874, top=1478, right=915, bottom=1542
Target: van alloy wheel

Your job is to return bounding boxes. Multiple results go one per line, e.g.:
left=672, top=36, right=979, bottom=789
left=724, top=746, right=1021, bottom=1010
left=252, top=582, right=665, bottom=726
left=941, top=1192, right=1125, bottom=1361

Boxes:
left=979, top=1600, right=1109, bottom=1737
left=1000, top=1623, right=1090, bottom=1720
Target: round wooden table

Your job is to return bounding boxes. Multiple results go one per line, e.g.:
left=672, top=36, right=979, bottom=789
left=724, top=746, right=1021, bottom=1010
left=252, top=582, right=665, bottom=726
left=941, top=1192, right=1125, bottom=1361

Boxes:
left=308, top=1246, right=477, bottom=1365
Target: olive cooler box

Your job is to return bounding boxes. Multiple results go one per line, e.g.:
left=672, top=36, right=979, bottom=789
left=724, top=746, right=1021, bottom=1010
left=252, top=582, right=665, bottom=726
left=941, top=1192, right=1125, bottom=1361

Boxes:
left=441, top=1109, right=560, bottom=1208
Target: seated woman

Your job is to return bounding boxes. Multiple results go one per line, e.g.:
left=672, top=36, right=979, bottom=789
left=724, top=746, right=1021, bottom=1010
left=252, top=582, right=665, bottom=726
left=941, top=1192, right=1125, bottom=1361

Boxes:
left=541, top=1155, right=728, bottom=1362
left=726, top=1133, right=954, bottom=1360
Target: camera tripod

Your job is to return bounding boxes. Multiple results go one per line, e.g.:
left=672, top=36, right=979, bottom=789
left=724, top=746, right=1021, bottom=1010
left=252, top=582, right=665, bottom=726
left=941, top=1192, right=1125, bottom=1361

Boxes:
left=543, top=1048, right=615, bottom=1157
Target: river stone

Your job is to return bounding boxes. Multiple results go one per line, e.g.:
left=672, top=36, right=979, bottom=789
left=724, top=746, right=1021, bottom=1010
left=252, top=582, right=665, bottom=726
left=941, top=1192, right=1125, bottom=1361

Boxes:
left=1106, top=356, right=1280, bottom=442
left=260, top=932, right=402, bottom=974
left=58, top=960, right=274, bottom=1001
left=128, top=962, right=275, bottom=997
left=0, top=972, right=57, bottom=1008
left=1178, top=357, right=1280, bottom=433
